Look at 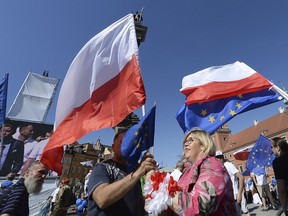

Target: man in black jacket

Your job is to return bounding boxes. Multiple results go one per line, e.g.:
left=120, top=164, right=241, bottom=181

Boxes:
left=0, top=123, right=24, bottom=176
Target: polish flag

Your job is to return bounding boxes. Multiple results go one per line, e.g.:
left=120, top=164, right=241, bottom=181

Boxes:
left=41, top=14, right=146, bottom=175
left=233, top=146, right=253, bottom=160
left=181, top=61, right=272, bottom=105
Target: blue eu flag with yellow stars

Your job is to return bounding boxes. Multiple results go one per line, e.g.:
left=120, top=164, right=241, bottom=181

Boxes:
left=121, top=106, right=156, bottom=172
left=246, top=134, right=275, bottom=175
left=176, top=88, right=280, bottom=135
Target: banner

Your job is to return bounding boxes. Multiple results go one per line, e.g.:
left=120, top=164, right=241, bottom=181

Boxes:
left=7, top=72, right=59, bottom=123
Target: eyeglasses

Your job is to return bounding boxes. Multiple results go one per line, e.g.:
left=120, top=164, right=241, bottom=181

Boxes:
left=183, top=137, right=197, bottom=145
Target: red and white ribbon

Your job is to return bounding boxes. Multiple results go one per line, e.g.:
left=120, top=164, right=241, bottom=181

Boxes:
left=144, top=171, right=182, bottom=216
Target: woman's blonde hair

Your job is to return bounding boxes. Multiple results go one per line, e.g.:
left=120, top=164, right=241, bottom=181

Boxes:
left=183, top=128, right=216, bottom=156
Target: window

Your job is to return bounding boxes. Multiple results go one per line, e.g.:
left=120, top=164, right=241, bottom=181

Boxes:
left=72, top=166, right=76, bottom=174
left=63, top=168, right=69, bottom=175
left=66, top=158, right=72, bottom=164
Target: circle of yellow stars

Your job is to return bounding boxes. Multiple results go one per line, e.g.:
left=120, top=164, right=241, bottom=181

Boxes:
left=199, top=94, right=244, bottom=124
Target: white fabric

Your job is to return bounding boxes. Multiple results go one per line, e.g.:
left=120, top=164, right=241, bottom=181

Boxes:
left=80, top=160, right=93, bottom=167
left=181, top=61, right=256, bottom=91
left=55, top=13, right=138, bottom=129
left=51, top=187, right=60, bottom=202
left=28, top=138, right=50, bottom=160
left=170, top=169, right=182, bottom=182
left=84, top=171, right=92, bottom=196
left=23, top=140, right=38, bottom=163
left=7, top=72, right=59, bottom=122
left=144, top=173, right=172, bottom=216
left=245, top=178, right=254, bottom=191
left=224, top=161, right=239, bottom=199
left=241, top=191, right=248, bottom=213
left=233, top=145, right=253, bottom=156
left=245, top=180, right=249, bottom=191
left=253, top=193, right=262, bottom=205
left=251, top=172, right=267, bottom=185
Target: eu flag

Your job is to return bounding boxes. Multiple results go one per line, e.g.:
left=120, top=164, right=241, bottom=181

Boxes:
left=176, top=88, right=280, bottom=135
left=121, top=106, right=156, bottom=172
left=0, top=74, right=8, bottom=125
left=246, top=134, right=275, bottom=175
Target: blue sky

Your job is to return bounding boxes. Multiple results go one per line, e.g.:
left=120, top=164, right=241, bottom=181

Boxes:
left=1, top=1, right=288, bottom=168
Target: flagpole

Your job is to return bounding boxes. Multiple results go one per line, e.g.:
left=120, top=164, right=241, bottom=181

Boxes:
left=150, top=102, right=157, bottom=156
left=141, top=104, right=146, bottom=117
left=271, top=83, right=288, bottom=101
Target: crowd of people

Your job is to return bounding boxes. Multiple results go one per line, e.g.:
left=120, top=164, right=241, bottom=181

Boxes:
left=0, top=122, right=53, bottom=177
left=1, top=125, right=288, bottom=215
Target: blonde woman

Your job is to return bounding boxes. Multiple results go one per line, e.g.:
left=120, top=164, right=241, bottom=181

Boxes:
left=169, top=128, right=237, bottom=215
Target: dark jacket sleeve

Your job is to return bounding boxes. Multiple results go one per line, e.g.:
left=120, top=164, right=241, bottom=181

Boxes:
left=10, top=140, right=24, bottom=174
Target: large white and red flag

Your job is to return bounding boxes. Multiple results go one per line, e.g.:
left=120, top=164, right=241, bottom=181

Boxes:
left=181, top=61, right=273, bottom=105
left=41, top=14, right=146, bottom=175
left=177, top=61, right=288, bottom=134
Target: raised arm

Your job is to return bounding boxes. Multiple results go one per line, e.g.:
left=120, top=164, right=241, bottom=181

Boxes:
left=92, top=155, right=156, bottom=209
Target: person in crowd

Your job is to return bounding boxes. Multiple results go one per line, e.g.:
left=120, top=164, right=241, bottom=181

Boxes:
left=270, top=177, right=279, bottom=202
left=251, top=187, right=262, bottom=205
left=250, top=166, right=278, bottom=211
left=167, top=128, right=236, bottom=215
left=170, top=159, right=184, bottom=181
left=49, top=185, right=60, bottom=215
left=0, top=173, right=16, bottom=189
left=215, top=151, right=250, bottom=216
left=87, top=130, right=157, bottom=216
left=40, top=196, right=53, bottom=216
left=245, top=177, right=254, bottom=204
left=0, top=161, right=48, bottom=216
left=12, top=124, right=34, bottom=141
left=76, top=193, right=88, bottom=216
left=13, top=124, right=36, bottom=165
left=73, top=180, right=83, bottom=199
left=0, top=123, right=25, bottom=176
left=51, top=178, right=73, bottom=216
left=83, top=170, right=92, bottom=197
left=20, top=129, right=53, bottom=175
left=271, top=137, right=288, bottom=215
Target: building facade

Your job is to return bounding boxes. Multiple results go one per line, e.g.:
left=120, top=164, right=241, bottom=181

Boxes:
left=213, top=109, right=288, bottom=180
left=61, top=140, right=112, bottom=186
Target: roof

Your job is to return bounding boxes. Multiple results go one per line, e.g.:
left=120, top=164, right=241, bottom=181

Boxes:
left=223, top=111, right=288, bottom=153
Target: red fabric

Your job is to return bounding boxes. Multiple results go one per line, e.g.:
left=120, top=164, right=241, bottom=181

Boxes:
left=41, top=55, right=146, bottom=175
left=182, top=73, right=272, bottom=105
left=234, top=151, right=250, bottom=160
left=168, top=176, right=182, bottom=196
